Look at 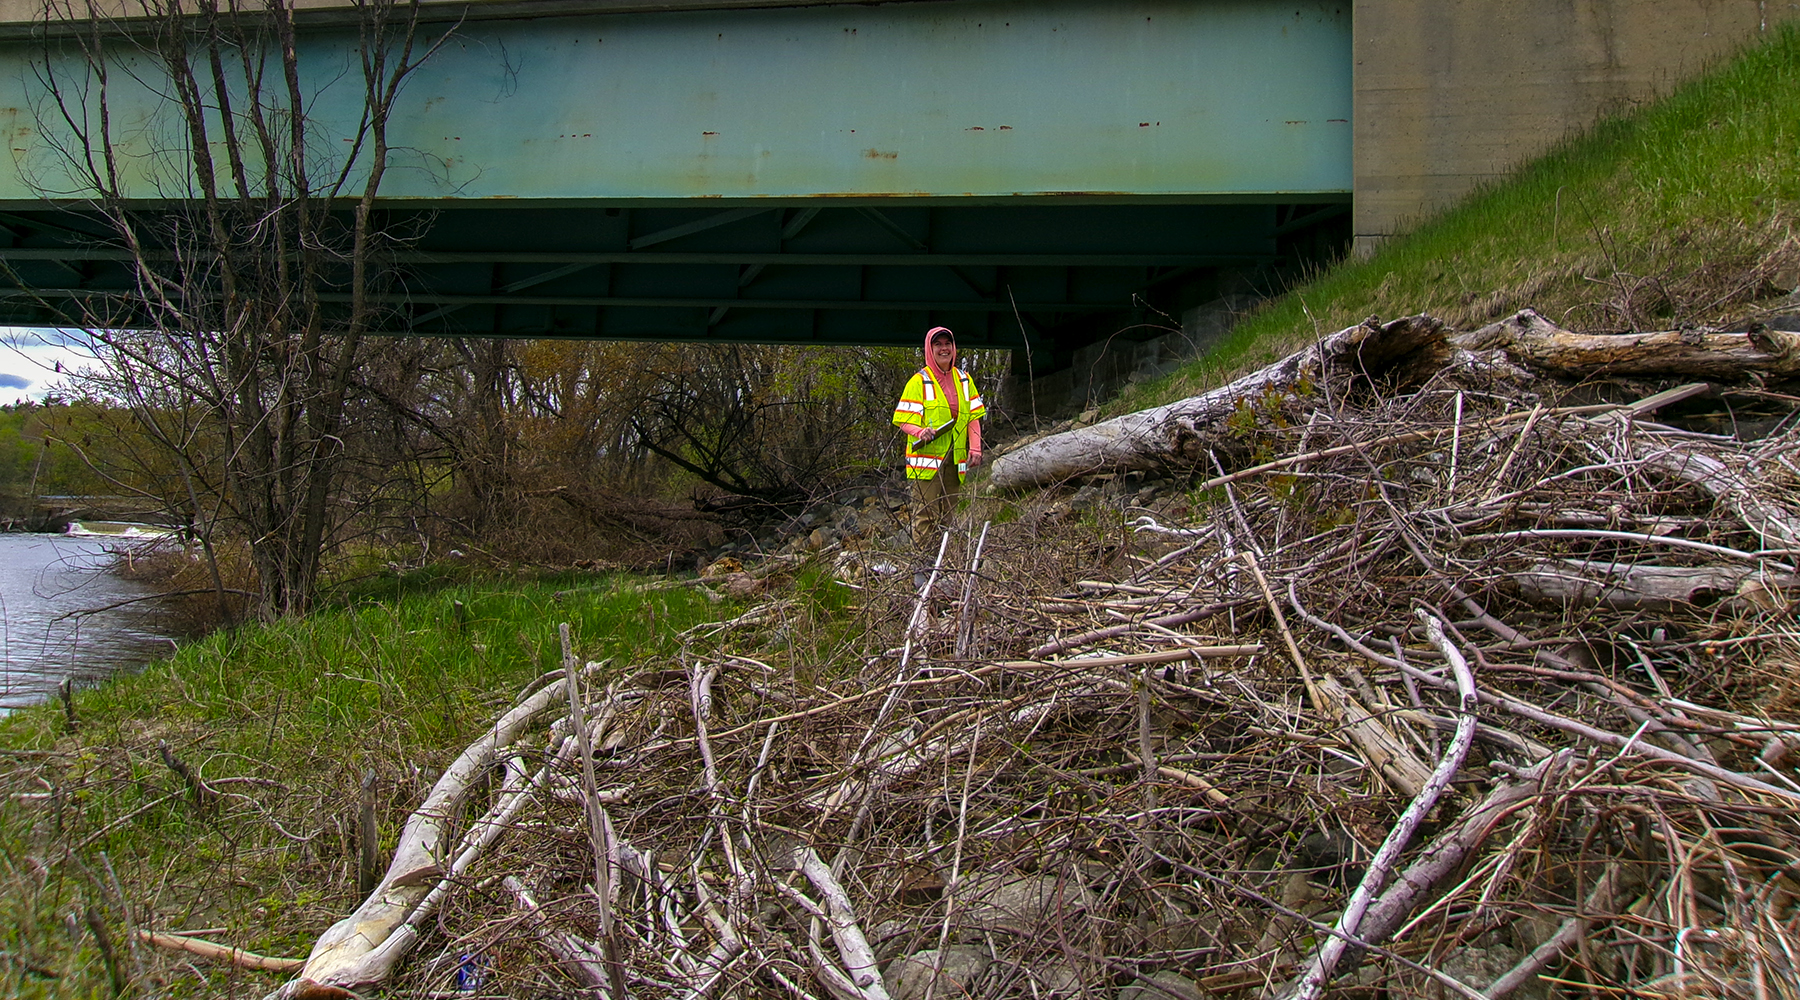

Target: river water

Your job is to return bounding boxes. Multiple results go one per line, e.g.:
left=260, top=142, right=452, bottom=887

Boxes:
left=0, top=532, right=178, bottom=711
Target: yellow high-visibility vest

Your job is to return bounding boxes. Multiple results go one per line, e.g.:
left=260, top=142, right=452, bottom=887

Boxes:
left=892, top=365, right=986, bottom=480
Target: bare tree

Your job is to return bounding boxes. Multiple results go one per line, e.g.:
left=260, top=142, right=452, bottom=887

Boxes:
left=631, top=342, right=914, bottom=510
left=27, top=0, right=454, bottom=615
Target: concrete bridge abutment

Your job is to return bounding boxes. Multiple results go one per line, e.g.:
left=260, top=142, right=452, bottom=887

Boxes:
left=1353, top=0, right=1800, bottom=256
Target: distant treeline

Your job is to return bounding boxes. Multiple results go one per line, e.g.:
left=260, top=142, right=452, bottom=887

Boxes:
left=0, top=403, right=111, bottom=501
left=34, top=339, right=1003, bottom=571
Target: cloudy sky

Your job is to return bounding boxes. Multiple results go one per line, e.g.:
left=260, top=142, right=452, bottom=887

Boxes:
left=0, top=328, right=97, bottom=406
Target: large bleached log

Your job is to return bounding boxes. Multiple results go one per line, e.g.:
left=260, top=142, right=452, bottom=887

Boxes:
left=1453, top=308, right=1800, bottom=378
left=989, top=315, right=1449, bottom=490
left=271, top=677, right=566, bottom=998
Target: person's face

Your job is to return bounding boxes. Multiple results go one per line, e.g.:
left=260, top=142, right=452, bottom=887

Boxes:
left=931, top=337, right=955, bottom=365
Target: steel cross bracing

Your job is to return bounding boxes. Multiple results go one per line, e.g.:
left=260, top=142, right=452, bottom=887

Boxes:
left=0, top=199, right=1347, bottom=360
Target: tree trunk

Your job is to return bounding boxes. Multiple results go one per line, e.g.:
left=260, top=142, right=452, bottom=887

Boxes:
left=1453, top=308, right=1800, bottom=378
left=1511, top=559, right=1796, bottom=612
left=989, top=315, right=1449, bottom=490
left=33, top=0, right=443, bottom=618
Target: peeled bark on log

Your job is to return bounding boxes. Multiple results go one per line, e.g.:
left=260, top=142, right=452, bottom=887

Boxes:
left=273, top=678, right=565, bottom=996
left=1454, top=308, right=1800, bottom=378
left=989, top=315, right=1449, bottom=490
left=1511, top=559, right=1796, bottom=611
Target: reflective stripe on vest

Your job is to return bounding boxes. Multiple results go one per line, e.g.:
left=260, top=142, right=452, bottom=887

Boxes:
left=955, top=372, right=982, bottom=415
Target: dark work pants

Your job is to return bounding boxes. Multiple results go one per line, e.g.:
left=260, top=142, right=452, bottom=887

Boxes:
left=909, top=467, right=962, bottom=551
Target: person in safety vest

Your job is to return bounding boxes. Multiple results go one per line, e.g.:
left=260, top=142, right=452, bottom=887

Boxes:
left=892, top=326, right=986, bottom=551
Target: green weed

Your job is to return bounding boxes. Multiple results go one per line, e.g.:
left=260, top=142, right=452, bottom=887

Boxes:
left=1113, top=23, right=1800, bottom=417
left=0, top=572, right=730, bottom=997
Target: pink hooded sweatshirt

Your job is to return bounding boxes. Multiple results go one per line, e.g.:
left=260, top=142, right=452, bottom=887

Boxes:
left=909, top=326, right=982, bottom=460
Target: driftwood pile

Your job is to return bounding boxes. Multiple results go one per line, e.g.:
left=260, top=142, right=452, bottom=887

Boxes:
left=267, top=311, right=1800, bottom=999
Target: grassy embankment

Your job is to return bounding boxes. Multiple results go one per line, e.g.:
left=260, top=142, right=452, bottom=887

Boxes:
left=1113, top=21, right=1800, bottom=417
left=0, top=568, right=761, bottom=997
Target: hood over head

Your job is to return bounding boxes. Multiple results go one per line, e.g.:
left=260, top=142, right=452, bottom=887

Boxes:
left=923, top=326, right=961, bottom=418
left=924, top=326, right=957, bottom=380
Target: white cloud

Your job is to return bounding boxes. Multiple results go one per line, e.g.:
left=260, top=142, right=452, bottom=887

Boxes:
left=0, top=328, right=98, bottom=406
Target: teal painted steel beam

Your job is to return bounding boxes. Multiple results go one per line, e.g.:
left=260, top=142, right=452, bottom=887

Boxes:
left=0, top=0, right=1351, bottom=205
left=421, top=0, right=1353, bottom=200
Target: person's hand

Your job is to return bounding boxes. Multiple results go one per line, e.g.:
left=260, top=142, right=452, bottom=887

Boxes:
left=969, top=449, right=982, bottom=467
left=916, top=426, right=936, bottom=443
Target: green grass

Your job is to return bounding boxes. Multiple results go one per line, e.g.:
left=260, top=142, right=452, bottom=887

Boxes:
left=0, top=570, right=731, bottom=998
left=1111, top=22, right=1800, bottom=416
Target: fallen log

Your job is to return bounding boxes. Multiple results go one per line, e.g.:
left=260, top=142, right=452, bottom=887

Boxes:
left=270, top=675, right=567, bottom=997
left=1510, top=559, right=1795, bottom=611
left=1453, top=308, right=1800, bottom=378
left=989, top=315, right=1449, bottom=489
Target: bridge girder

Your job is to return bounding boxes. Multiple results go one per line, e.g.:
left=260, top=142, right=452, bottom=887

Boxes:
left=0, top=0, right=1352, bottom=368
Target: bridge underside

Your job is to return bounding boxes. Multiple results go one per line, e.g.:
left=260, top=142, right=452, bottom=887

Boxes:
left=0, top=196, right=1347, bottom=369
